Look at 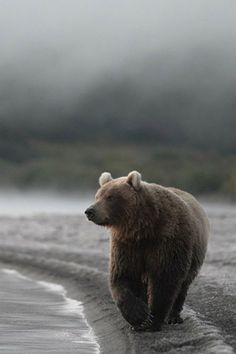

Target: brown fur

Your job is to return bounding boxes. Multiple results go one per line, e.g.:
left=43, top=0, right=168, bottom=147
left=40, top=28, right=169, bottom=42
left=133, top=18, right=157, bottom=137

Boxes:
left=85, top=171, right=210, bottom=331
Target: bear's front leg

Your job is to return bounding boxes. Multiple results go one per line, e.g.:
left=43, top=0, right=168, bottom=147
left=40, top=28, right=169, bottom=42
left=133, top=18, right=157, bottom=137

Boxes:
left=110, top=279, right=153, bottom=330
left=146, top=274, right=183, bottom=331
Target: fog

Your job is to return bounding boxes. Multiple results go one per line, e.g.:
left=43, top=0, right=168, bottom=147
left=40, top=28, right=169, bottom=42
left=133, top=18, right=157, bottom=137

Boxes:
left=1, top=0, right=236, bottom=118
left=1, top=0, right=236, bottom=194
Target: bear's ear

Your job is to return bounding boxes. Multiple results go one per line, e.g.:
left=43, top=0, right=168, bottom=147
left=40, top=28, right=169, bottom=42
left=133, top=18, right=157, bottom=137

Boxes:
left=99, top=172, right=113, bottom=187
left=127, top=171, right=142, bottom=190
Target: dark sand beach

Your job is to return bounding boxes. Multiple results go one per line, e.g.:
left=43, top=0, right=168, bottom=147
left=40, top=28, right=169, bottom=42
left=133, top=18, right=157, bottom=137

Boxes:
left=0, top=202, right=235, bottom=353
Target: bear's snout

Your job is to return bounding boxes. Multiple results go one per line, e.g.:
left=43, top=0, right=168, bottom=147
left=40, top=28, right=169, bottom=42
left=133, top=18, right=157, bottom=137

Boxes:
left=85, top=206, right=95, bottom=220
left=85, top=203, right=110, bottom=226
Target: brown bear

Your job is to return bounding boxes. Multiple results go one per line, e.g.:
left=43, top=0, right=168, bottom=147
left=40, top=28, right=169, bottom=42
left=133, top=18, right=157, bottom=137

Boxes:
left=85, top=171, right=210, bottom=331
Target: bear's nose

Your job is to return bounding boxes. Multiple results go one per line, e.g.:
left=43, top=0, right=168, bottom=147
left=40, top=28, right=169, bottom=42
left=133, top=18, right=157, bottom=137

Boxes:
left=85, top=207, right=95, bottom=220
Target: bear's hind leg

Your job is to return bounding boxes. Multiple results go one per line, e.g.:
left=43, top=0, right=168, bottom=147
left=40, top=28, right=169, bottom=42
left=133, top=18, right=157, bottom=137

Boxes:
left=168, top=282, right=189, bottom=324
left=168, top=262, right=200, bottom=324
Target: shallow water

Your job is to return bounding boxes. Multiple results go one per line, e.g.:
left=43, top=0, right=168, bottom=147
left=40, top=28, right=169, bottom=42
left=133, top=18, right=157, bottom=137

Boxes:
left=0, top=190, right=93, bottom=216
left=0, top=269, right=99, bottom=354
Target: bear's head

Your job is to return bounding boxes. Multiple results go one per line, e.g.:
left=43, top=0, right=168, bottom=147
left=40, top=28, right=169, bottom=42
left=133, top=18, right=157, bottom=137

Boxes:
left=85, top=171, right=142, bottom=227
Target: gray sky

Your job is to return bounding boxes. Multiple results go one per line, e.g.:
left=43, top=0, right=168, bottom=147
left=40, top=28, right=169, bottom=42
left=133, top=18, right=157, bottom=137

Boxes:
left=0, top=0, right=236, bottom=116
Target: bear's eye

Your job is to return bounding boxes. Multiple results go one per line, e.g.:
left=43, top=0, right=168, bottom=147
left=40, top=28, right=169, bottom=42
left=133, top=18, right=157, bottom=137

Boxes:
left=107, top=195, right=114, bottom=201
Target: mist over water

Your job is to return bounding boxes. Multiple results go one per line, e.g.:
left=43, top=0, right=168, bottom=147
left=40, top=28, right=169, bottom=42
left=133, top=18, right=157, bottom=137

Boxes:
left=1, top=1, right=236, bottom=194
left=0, top=190, right=93, bottom=216
left=1, top=0, right=236, bottom=120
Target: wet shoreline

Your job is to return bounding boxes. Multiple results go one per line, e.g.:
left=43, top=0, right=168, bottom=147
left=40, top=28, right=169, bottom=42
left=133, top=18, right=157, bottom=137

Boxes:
left=0, top=204, right=235, bottom=353
left=0, top=268, right=99, bottom=354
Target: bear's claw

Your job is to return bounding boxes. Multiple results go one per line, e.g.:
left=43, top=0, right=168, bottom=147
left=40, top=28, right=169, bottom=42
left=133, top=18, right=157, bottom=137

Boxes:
left=132, top=318, right=162, bottom=332
left=168, top=314, right=184, bottom=324
left=118, top=297, right=153, bottom=328
left=132, top=313, right=154, bottom=331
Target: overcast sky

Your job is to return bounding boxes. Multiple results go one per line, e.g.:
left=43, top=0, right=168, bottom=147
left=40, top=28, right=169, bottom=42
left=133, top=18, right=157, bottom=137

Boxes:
left=0, top=0, right=236, bottom=116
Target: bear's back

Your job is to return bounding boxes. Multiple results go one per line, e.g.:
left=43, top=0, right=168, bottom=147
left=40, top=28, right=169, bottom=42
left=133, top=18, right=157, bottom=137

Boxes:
left=167, top=187, right=210, bottom=247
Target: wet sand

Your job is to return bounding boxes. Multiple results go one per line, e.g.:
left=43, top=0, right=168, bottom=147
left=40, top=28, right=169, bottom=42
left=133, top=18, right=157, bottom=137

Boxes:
left=0, top=202, right=235, bottom=353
